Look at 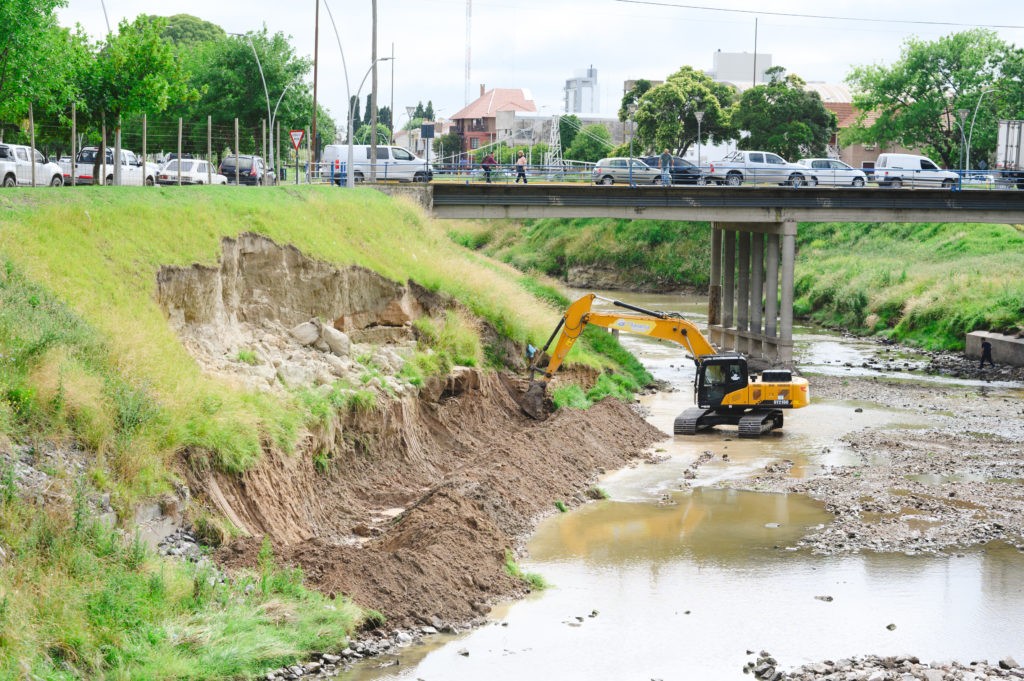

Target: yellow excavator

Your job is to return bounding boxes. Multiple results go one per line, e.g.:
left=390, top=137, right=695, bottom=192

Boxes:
left=522, top=293, right=809, bottom=437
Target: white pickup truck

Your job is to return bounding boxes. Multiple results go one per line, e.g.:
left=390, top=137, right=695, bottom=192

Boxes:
left=705, top=150, right=817, bottom=187
left=0, top=143, right=65, bottom=187
left=61, top=147, right=159, bottom=186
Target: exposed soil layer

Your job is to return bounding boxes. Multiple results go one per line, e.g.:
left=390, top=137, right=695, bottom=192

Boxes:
left=215, top=391, right=664, bottom=628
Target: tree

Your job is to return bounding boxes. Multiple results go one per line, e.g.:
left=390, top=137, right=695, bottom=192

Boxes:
left=433, top=131, right=461, bottom=163
left=564, top=123, right=613, bottom=163
left=83, top=16, right=198, bottom=182
left=558, top=114, right=581, bottom=153
left=424, top=101, right=435, bottom=120
left=732, top=66, right=836, bottom=160
left=845, top=29, right=1013, bottom=168
left=354, top=122, right=389, bottom=144
left=153, top=14, right=225, bottom=45
left=0, top=0, right=89, bottom=126
left=631, top=66, right=737, bottom=156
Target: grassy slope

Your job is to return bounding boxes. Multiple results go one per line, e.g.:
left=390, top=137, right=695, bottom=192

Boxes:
left=450, top=217, right=1024, bottom=350
left=0, top=186, right=640, bottom=679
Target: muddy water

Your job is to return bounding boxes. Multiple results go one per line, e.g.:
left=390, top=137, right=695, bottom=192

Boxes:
left=346, top=291, right=1024, bottom=680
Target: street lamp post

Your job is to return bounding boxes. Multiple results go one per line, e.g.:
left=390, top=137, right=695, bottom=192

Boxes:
left=322, top=0, right=392, bottom=187
left=230, top=33, right=276, bottom=180
left=957, top=108, right=968, bottom=180
left=966, top=88, right=995, bottom=175
left=695, top=110, right=705, bottom=184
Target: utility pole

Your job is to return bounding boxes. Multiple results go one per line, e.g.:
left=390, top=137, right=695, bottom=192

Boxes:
left=312, top=0, right=320, bottom=177
left=370, top=0, right=379, bottom=181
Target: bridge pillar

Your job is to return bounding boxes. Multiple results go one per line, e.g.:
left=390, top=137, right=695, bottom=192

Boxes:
left=708, top=227, right=722, bottom=327
left=708, top=222, right=795, bottom=367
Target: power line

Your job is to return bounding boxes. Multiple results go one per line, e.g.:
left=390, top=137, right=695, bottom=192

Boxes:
left=612, top=0, right=1024, bottom=30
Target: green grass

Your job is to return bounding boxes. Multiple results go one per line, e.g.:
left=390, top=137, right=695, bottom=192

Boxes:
left=502, top=550, right=548, bottom=590
left=0, top=492, right=360, bottom=679
left=1, top=188, right=656, bottom=678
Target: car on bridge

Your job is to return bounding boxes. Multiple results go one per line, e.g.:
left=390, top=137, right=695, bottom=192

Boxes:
left=592, top=157, right=662, bottom=185
left=872, top=153, right=958, bottom=189
left=640, top=155, right=703, bottom=185
left=705, top=150, right=814, bottom=187
left=796, top=158, right=867, bottom=187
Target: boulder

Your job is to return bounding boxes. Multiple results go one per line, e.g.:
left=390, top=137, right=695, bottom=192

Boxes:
left=290, top=320, right=321, bottom=346
left=321, top=326, right=351, bottom=357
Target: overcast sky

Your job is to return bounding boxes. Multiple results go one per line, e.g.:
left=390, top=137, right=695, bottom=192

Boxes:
left=57, top=0, right=1024, bottom=123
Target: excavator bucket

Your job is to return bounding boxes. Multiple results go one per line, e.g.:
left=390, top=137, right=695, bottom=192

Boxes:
left=519, top=380, right=548, bottom=419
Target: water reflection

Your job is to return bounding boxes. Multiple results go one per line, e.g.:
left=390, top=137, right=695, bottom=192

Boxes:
left=529, top=489, right=831, bottom=566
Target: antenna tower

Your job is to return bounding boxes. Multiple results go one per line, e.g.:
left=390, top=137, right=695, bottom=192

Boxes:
left=464, top=0, right=472, bottom=105
left=545, top=115, right=564, bottom=170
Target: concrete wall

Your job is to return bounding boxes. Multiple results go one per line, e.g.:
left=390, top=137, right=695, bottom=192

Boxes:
left=966, top=331, right=1024, bottom=367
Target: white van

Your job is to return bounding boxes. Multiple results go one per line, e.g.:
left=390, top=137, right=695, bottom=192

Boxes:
left=322, top=144, right=432, bottom=184
left=873, top=153, right=958, bottom=189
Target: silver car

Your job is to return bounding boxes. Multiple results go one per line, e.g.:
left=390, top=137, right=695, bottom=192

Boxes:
left=797, top=158, right=867, bottom=187
left=592, top=157, right=662, bottom=185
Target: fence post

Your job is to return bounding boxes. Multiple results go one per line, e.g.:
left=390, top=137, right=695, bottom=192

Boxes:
left=101, top=118, right=107, bottom=185
left=71, top=103, right=77, bottom=187
left=276, top=120, right=281, bottom=185
left=262, top=119, right=267, bottom=185
left=177, top=118, right=183, bottom=186
left=29, top=103, right=36, bottom=187
left=234, top=118, right=239, bottom=186
left=207, top=115, right=212, bottom=185
left=142, top=113, right=147, bottom=186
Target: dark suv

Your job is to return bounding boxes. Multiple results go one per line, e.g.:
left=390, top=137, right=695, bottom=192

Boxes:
left=219, top=154, right=275, bottom=185
left=640, top=155, right=703, bottom=185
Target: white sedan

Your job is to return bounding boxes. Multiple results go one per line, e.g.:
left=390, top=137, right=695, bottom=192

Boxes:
left=156, top=159, right=227, bottom=185
left=796, top=158, right=867, bottom=187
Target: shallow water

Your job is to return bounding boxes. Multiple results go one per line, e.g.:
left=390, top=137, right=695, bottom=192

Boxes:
left=345, top=290, right=1024, bottom=680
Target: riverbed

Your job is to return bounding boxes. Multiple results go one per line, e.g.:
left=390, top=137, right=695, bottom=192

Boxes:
left=344, top=291, right=1024, bottom=680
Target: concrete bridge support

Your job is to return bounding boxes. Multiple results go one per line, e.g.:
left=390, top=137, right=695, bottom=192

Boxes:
left=708, top=221, right=796, bottom=366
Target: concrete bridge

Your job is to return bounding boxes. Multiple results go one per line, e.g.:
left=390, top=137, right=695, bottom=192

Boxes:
left=383, top=184, right=1024, bottom=366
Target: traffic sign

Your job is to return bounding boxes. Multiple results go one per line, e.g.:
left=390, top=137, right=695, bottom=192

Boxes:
left=289, top=129, right=305, bottom=150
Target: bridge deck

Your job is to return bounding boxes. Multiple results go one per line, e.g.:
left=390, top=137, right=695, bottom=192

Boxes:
left=429, top=184, right=1024, bottom=224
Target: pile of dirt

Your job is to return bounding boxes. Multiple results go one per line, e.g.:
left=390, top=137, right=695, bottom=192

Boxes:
left=158, top=233, right=665, bottom=627
left=215, top=390, right=664, bottom=627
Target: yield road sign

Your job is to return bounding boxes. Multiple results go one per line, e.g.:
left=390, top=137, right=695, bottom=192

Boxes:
left=289, top=129, right=305, bottom=150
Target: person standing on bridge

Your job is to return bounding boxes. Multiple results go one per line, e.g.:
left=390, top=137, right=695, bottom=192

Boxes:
left=482, top=152, right=496, bottom=183
left=659, top=148, right=674, bottom=186
left=515, top=150, right=528, bottom=184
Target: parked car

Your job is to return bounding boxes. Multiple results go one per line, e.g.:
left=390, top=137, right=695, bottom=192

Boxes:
left=64, top=147, right=159, bottom=186
left=872, top=153, right=957, bottom=189
left=156, top=159, right=227, bottom=185
left=705, top=150, right=814, bottom=187
left=219, top=154, right=275, bottom=185
left=592, top=157, right=662, bottom=185
left=796, top=158, right=867, bottom=187
left=321, top=144, right=433, bottom=184
left=640, top=155, right=703, bottom=185
left=0, top=143, right=64, bottom=187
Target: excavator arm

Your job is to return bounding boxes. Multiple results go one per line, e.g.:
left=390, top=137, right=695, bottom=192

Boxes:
left=521, top=293, right=717, bottom=417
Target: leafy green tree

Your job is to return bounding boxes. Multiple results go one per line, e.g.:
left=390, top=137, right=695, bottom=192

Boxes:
left=377, top=105, right=392, bottom=130
left=845, top=29, right=1012, bottom=168
left=153, top=14, right=225, bottom=45
left=413, top=102, right=425, bottom=118
left=82, top=16, right=198, bottom=182
left=433, top=130, right=461, bottom=163
left=732, top=66, right=836, bottom=160
left=354, top=122, right=389, bottom=145
left=631, top=66, right=737, bottom=156
left=618, top=79, right=654, bottom=122
left=558, top=114, right=581, bottom=152
left=0, top=0, right=89, bottom=127
left=424, top=101, right=435, bottom=120
left=565, top=124, right=613, bottom=162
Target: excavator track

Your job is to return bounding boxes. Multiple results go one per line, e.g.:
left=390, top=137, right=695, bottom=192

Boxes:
left=674, top=407, right=714, bottom=435
left=737, top=409, right=783, bottom=438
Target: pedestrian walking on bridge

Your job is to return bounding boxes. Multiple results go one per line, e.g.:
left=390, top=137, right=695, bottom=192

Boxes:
left=515, top=150, right=528, bottom=184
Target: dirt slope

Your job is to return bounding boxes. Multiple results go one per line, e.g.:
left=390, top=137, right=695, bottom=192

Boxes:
left=214, top=378, right=664, bottom=627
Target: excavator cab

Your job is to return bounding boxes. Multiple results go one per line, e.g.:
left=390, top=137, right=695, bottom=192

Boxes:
left=696, top=355, right=749, bottom=409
